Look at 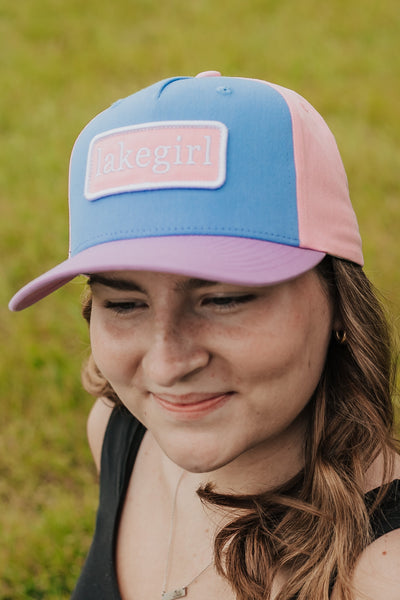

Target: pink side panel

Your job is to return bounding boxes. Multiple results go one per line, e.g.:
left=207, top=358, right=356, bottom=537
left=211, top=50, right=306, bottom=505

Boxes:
left=259, top=81, right=363, bottom=265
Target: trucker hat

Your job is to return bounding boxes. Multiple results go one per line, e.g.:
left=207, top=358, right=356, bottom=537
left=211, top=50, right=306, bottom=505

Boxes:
left=9, top=70, right=362, bottom=311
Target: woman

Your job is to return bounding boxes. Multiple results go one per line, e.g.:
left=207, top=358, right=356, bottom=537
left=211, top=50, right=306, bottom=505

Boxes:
left=10, top=71, right=400, bottom=600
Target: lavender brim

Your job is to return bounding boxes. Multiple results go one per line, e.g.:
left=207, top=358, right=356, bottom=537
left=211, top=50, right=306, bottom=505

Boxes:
left=9, top=236, right=325, bottom=311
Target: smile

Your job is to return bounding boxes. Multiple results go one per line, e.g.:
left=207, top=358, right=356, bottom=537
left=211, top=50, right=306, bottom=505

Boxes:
left=151, top=392, right=233, bottom=418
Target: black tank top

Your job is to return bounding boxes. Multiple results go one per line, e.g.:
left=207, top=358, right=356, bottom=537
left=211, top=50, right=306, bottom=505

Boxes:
left=71, top=405, right=400, bottom=599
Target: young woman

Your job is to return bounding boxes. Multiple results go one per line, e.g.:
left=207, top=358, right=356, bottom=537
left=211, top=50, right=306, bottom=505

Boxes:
left=10, top=71, right=400, bottom=600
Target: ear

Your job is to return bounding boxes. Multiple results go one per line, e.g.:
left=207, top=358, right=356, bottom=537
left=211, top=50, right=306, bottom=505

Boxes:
left=332, top=308, right=344, bottom=334
left=332, top=311, right=347, bottom=344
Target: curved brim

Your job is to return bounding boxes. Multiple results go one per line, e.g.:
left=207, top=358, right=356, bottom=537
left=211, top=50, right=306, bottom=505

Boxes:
left=9, top=236, right=325, bottom=311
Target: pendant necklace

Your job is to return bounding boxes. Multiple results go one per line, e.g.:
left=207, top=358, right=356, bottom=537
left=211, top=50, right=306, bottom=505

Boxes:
left=161, top=471, right=213, bottom=600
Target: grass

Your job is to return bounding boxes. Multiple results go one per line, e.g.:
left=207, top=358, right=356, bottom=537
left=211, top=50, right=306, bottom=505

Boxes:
left=1, top=0, right=400, bottom=597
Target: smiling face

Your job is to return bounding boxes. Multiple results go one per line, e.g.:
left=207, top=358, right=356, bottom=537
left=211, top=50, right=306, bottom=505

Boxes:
left=89, top=269, right=334, bottom=484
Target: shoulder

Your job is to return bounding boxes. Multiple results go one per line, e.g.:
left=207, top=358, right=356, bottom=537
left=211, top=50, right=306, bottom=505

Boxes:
left=87, top=397, right=114, bottom=473
left=349, top=528, right=400, bottom=599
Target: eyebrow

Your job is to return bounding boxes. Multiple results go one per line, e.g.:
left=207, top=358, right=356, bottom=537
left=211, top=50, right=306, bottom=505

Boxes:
left=87, top=274, right=221, bottom=292
left=88, top=274, right=145, bottom=292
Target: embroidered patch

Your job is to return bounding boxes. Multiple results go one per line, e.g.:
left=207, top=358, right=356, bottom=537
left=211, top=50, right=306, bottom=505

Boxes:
left=84, top=120, right=228, bottom=200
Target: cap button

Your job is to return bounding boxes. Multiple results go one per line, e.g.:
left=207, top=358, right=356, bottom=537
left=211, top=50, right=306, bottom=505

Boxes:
left=195, top=70, right=222, bottom=78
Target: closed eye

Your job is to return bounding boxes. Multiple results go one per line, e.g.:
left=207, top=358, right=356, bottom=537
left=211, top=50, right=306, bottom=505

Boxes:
left=201, top=294, right=256, bottom=310
left=104, top=300, right=148, bottom=314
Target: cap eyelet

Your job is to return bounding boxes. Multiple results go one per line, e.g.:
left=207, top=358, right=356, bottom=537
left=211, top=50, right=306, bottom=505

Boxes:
left=216, top=86, right=232, bottom=96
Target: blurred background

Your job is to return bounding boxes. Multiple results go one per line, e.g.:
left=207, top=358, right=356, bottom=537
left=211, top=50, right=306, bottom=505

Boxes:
left=1, top=1, right=399, bottom=597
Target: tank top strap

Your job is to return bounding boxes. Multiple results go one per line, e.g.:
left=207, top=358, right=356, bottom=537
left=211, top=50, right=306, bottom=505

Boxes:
left=70, top=404, right=146, bottom=599
left=100, top=403, right=146, bottom=511
left=366, top=479, right=400, bottom=540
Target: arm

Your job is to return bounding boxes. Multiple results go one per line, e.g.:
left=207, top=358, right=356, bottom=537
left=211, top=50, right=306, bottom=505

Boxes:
left=86, top=398, right=114, bottom=474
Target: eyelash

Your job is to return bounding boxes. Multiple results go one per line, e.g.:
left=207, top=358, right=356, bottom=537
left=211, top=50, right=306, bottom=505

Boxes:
left=104, top=300, right=147, bottom=314
left=202, top=294, right=256, bottom=309
left=103, top=294, right=256, bottom=315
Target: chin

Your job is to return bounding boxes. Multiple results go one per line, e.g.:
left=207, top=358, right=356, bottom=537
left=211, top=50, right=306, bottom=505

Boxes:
left=164, top=440, right=237, bottom=475
left=168, top=451, right=221, bottom=474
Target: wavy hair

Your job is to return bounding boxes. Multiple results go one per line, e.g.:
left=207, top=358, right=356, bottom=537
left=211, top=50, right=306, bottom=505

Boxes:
left=81, top=257, right=398, bottom=600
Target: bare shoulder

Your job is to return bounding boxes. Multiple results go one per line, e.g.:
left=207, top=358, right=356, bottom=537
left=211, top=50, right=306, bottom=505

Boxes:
left=87, top=397, right=114, bottom=473
left=350, top=528, right=400, bottom=600
left=345, top=452, right=400, bottom=598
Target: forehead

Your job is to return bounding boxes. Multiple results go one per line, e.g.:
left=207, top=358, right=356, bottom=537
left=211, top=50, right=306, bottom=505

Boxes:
left=88, top=271, right=226, bottom=293
left=87, top=268, right=330, bottom=302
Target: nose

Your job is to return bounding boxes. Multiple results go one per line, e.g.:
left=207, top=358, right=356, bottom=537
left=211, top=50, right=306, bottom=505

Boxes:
left=141, top=317, right=211, bottom=387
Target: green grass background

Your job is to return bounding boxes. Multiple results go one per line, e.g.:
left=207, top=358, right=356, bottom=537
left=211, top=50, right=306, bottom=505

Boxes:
left=1, top=1, right=399, bottom=598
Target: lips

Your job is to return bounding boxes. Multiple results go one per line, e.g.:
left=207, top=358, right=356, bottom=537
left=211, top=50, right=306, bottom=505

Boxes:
left=151, top=392, right=233, bottom=417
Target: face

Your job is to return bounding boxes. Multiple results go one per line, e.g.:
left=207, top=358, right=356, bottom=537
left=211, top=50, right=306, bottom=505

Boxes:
left=89, top=269, right=334, bottom=480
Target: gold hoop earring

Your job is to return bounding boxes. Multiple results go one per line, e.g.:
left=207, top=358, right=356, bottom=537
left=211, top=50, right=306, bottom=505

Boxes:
left=334, top=330, right=347, bottom=344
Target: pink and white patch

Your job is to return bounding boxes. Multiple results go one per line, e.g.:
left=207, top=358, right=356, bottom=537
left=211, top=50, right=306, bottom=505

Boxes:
left=84, top=120, right=228, bottom=200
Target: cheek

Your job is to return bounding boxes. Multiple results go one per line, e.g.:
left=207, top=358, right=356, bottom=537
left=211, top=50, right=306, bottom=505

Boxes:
left=89, top=314, right=139, bottom=386
left=282, top=304, right=332, bottom=398
left=241, top=333, right=307, bottom=393
left=236, top=302, right=332, bottom=402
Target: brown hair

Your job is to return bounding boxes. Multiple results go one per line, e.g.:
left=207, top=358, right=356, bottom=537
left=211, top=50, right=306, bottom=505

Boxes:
left=81, top=258, right=398, bottom=600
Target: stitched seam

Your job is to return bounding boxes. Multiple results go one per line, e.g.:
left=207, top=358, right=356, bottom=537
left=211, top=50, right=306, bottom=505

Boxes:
left=72, top=227, right=299, bottom=254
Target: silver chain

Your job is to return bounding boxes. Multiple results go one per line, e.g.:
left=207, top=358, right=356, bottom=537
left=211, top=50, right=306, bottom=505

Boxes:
left=162, top=471, right=213, bottom=598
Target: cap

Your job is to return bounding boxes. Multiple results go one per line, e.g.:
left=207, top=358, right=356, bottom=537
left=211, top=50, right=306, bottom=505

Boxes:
left=9, top=71, right=363, bottom=311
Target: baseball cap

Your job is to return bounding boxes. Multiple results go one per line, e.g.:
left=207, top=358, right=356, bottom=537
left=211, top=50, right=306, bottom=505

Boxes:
left=9, top=70, right=363, bottom=311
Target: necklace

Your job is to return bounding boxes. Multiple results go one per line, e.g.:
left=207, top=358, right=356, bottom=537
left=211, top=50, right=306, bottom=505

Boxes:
left=161, top=471, right=213, bottom=600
